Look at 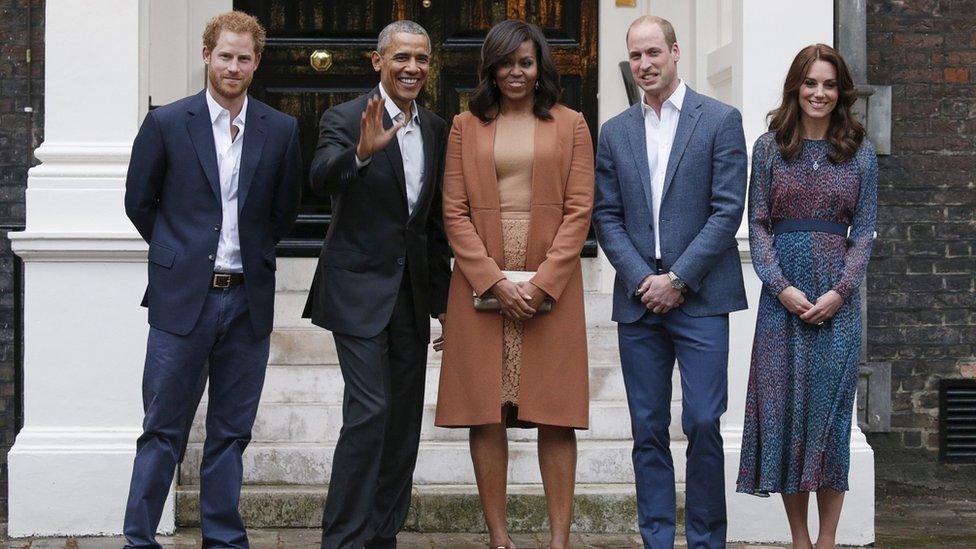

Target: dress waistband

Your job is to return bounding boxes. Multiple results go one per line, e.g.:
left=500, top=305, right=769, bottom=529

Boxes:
left=772, top=219, right=849, bottom=237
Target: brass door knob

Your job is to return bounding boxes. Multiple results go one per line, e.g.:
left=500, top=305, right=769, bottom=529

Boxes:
left=422, top=0, right=432, bottom=7
left=310, top=49, right=333, bottom=72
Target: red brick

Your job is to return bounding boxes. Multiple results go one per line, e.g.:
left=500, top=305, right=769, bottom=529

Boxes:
left=944, top=67, right=970, bottom=84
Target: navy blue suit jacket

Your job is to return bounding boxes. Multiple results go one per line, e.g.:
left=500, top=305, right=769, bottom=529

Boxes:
left=301, top=89, right=451, bottom=341
left=593, top=87, right=748, bottom=322
left=125, top=90, right=302, bottom=337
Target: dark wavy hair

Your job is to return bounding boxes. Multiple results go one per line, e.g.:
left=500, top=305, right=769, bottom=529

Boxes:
left=768, top=44, right=864, bottom=164
left=468, top=19, right=561, bottom=122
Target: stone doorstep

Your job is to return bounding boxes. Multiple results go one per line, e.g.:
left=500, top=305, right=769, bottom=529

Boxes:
left=178, top=440, right=661, bottom=485
left=187, top=400, right=685, bottom=444
left=251, top=359, right=661, bottom=404
left=268, top=325, right=623, bottom=366
left=273, top=288, right=617, bottom=330
left=174, top=483, right=685, bottom=531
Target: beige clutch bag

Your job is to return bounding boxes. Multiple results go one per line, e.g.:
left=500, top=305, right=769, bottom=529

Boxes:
left=473, top=270, right=553, bottom=313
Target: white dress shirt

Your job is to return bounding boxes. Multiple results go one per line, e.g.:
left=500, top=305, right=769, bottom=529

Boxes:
left=206, top=89, right=246, bottom=273
left=355, top=83, right=426, bottom=215
left=642, top=80, right=686, bottom=259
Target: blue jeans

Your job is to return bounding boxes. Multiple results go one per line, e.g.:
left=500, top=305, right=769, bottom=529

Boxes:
left=618, top=308, right=729, bottom=549
left=123, top=285, right=270, bottom=549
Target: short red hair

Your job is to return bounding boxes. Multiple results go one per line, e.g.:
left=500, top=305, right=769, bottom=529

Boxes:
left=203, top=11, right=266, bottom=55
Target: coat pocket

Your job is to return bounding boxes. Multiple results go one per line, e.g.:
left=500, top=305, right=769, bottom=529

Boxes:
left=321, top=248, right=370, bottom=273
left=147, top=243, right=176, bottom=268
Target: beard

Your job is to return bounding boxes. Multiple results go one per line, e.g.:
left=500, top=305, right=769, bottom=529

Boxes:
left=207, top=67, right=250, bottom=102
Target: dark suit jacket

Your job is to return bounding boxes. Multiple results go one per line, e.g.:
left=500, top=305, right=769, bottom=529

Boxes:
left=125, top=90, right=302, bottom=337
left=302, top=89, right=451, bottom=342
left=593, top=86, right=749, bottom=322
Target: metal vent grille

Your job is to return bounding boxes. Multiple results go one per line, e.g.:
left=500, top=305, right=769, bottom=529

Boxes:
left=940, top=379, right=976, bottom=463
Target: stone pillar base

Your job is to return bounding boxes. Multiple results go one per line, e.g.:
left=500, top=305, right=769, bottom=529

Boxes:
left=7, top=428, right=175, bottom=537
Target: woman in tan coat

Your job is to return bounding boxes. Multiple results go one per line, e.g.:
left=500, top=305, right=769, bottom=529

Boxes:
left=434, top=19, right=594, bottom=549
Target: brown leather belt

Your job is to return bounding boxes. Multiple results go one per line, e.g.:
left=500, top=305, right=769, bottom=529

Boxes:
left=211, top=272, right=245, bottom=288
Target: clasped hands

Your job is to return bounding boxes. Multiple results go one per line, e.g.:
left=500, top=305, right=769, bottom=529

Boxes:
left=636, top=273, right=686, bottom=314
left=489, top=279, right=548, bottom=320
left=778, top=286, right=844, bottom=325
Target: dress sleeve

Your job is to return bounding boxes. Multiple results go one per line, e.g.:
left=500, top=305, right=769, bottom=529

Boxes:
left=748, top=133, right=792, bottom=297
left=831, top=139, right=878, bottom=300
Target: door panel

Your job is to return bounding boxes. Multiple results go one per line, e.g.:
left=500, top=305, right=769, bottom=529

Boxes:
left=236, top=0, right=598, bottom=256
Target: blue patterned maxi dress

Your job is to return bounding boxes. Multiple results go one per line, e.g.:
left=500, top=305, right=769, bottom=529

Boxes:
left=736, top=132, right=877, bottom=495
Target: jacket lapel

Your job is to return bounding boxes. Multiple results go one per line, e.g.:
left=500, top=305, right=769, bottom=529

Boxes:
left=237, top=100, right=267, bottom=214
left=625, top=103, right=655, bottom=216
left=662, top=88, right=703, bottom=201
left=380, top=110, right=409, bottom=214
left=408, top=109, right=436, bottom=224
left=186, top=91, right=221, bottom=202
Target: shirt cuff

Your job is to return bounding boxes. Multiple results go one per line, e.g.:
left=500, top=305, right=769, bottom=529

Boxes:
left=354, top=155, right=371, bottom=169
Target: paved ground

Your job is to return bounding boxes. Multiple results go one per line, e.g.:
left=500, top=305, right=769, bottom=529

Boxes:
left=2, top=494, right=974, bottom=547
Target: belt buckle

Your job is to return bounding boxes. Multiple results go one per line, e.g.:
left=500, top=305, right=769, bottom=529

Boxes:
left=213, top=273, right=231, bottom=288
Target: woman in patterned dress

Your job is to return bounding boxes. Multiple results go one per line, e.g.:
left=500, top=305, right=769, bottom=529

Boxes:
left=434, top=20, right=594, bottom=549
left=736, top=44, right=877, bottom=549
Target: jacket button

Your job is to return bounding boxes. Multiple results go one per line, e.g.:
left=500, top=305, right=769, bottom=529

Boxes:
left=213, top=226, right=220, bottom=231
left=208, top=254, right=215, bottom=260
left=396, top=257, right=405, bottom=265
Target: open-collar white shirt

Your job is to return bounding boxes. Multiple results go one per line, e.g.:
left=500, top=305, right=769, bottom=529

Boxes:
left=641, top=79, right=686, bottom=260
left=356, top=83, right=425, bottom=215
left=206, top=88, right=247, bottom=273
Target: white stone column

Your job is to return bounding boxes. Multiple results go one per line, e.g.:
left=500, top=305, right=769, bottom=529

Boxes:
left=6, top=0, right=166, bottom=537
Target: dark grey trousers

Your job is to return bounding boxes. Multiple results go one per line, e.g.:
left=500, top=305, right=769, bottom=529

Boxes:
left=320, top=274, right=428, bottom=549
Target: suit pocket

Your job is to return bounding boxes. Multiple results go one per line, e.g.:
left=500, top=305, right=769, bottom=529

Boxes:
left=147, top=243, right=176, bottom=268
left=321, top=248, right=369, bottom=273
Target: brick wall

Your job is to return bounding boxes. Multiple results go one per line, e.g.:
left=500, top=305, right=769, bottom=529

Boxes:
left=866, top=0, right=976, bottom=472
left=0, top=0, right=43, bottom=519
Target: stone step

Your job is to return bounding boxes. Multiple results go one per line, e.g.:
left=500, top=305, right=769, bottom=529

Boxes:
left=175, top=483, right=671, bottom=531
left=254, top=360, right=653, bottom=405
left=178, top=440, right=690, bottom=486
left=269, top=326, right=622, bottom=366
left=188, top=400, right=685, bottom=444
left=273, top=257, right=606, bottom=295
left=272, top=289, right=615, bottom=330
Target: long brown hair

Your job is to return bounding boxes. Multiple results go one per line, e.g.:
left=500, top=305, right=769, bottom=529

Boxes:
left=468, top=19, right=561, bottom=122
left=768, top=44, right=864, bottom=163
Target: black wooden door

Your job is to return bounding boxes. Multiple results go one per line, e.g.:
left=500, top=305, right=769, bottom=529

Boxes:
left=236, top=0, right=598, bottom=256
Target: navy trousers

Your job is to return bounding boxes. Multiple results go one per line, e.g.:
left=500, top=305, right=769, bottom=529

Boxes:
left=123, top=285, right=270, bottom=549
left=618, top=307, right=729, bottom=549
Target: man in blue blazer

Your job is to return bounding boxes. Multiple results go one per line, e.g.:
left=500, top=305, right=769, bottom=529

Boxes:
left=593, top=16, right=747, bottom=549
left=122, top=12, right=301, bottom=548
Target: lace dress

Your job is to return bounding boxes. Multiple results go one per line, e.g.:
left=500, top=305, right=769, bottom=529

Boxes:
left=494, top=113, right=535, bottom=409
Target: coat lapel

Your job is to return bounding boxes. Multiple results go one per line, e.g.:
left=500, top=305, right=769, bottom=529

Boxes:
left=186, top=91, right=221, bottom=202
left=625, top=102, right=655, bottom=217
left=662, top=88, right=703, bottom=201
left=237, top=100, right=267, bottom=214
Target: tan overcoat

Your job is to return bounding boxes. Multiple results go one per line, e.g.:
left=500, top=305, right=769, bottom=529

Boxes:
left=434, top=104, right=594, bottom=429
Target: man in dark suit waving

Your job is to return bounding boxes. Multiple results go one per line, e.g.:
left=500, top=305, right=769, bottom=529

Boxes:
left=122, top=11, right=301, bottom=548
left=302, top=20, right=451, bottom=549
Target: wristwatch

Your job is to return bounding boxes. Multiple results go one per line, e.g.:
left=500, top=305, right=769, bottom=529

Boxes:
left=667, top=271, right=687, bottom=290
